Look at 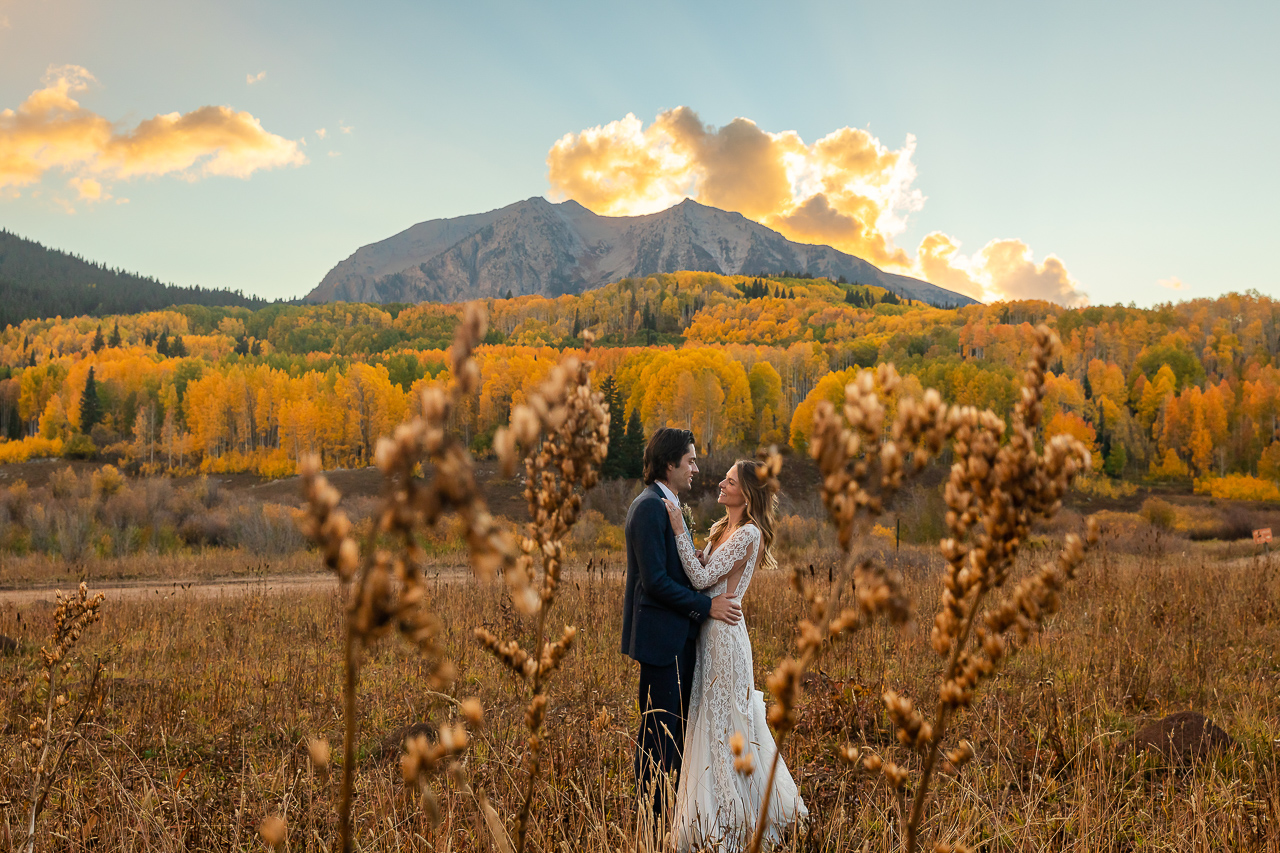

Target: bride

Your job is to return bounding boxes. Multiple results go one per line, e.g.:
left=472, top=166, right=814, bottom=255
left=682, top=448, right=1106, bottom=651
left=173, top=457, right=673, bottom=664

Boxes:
left=662, top=459, right=808, bottom=850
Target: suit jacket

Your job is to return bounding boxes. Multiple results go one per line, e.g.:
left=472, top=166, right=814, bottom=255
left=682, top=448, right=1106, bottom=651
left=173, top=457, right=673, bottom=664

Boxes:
left=619, top=483, right=713, bottom=666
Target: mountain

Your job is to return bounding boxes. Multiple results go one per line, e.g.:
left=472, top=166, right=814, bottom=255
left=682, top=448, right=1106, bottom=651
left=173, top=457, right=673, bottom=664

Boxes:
left=308, top=198, right=979, bottom=307
left=0, top=230, right=273, bottom=328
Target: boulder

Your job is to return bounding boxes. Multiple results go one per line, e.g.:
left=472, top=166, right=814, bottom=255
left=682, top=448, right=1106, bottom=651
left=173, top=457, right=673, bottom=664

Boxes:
left=1132, top=711, right=1232, bottom=764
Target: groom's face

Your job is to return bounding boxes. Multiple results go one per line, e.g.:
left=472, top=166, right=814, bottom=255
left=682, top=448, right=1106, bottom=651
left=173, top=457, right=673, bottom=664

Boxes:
left=667, top=444, right=699, bottom=493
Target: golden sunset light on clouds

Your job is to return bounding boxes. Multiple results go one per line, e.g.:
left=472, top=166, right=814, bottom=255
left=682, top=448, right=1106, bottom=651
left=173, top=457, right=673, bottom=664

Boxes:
left=0, top=65, right=305, bottom=209
left=548, top=108, right=1085, bottom=305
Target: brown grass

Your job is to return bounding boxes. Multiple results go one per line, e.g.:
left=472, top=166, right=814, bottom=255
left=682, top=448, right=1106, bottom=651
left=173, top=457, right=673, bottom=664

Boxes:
left=1, top=542, right=1277, bottom=851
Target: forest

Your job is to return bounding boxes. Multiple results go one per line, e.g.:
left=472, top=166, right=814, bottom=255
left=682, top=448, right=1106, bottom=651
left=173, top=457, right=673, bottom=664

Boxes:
left=0, top=229, right=274, bottom=328
left=1, top=269, right=1277, bottom=499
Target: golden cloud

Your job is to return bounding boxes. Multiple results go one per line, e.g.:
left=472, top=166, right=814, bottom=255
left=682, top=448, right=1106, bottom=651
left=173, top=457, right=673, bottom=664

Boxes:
left=548, top=107, right=1085, bottom=304
left=0, top=65, right=306, bottom=196
left=918, top=231, right=1086, bottom=306
left=1158, top=276, right=1188, bottom=291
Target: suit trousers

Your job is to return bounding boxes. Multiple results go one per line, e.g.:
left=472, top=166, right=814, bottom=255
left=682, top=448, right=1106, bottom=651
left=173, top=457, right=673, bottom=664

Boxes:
left=635, top=633, right=698, bottom=824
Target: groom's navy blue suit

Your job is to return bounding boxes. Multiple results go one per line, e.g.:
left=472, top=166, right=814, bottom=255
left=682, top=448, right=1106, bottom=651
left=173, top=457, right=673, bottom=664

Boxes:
left=621, top=483, right=712, bottom=819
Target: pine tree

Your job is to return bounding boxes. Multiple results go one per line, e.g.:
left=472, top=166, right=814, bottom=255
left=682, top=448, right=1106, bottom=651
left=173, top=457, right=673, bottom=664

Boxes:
left=572, top=309, right=582, bottom=339
left=622, top=408, right=645, bottom=479
left=599, top=375, right=627, bottom=479
left=80, top=367, right=101, bottom=432
left=108, top=321, right=122, bottom=347
left=170, top=335, right=188, bottom=357
left=1104, top=444, right=1128, bottom=478
left=156, top=331, right=170, bottom=356
left=91, top=325, right=104, bottom=352
left=505, top=289, right=514, bottom=300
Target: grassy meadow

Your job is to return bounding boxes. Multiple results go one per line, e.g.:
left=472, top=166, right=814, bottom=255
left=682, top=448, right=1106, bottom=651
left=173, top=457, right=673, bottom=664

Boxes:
left=1, top=490, right=1279, bottom=851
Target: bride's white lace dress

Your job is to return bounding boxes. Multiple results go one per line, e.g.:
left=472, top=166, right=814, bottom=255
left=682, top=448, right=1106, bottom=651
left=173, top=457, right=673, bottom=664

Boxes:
left=670, top=523, right=808, bottom=850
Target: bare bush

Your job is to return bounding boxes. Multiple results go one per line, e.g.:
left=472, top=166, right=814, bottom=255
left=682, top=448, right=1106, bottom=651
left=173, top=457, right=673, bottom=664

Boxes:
left=230, top=502, right=306, bottom=556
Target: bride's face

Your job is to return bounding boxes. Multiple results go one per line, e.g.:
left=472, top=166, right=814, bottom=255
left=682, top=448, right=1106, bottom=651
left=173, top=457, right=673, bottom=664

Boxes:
left=716, top=464, right=746, bottom=508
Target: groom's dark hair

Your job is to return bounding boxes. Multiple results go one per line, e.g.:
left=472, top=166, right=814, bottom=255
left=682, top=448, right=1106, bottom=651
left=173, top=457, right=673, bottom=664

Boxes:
left=643, top=428, right=696, bottom=485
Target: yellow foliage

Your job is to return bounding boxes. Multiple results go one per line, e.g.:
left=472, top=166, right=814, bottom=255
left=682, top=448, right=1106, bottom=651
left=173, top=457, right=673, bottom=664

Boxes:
left=0, top=435, right=64, bottom=463
left=1148, top=448, right=1190, bottom=480
left=1072, top=475, right=1138, bottom=499
left=1194, top=474, right=1280, bottom=502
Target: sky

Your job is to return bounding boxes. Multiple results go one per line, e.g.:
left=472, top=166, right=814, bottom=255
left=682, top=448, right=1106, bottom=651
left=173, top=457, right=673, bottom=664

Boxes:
left=0, top=0, right=1276, bottom=306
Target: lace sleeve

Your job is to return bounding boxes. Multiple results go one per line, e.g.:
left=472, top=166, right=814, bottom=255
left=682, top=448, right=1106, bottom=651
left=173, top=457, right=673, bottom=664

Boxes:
left=674, top=528, right=721, bottom=589
left=687, top=525, right=760, bottom=593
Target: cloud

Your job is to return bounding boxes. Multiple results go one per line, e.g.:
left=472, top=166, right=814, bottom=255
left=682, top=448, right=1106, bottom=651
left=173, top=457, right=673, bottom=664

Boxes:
left=0, top=64, right=306, bottom=199
left=315, top=127, right=327, bottom=139
left=339, top=121, right=353, bottom=134
left=1158, top=276, right=1188, bottom=291
left=918, top=231, right=1086, bottom=305
left=548, top=107, right=1085, bottom=304
left=70, top=176, right=106, bottom=201
left=246, top=71, right=267, bottom=85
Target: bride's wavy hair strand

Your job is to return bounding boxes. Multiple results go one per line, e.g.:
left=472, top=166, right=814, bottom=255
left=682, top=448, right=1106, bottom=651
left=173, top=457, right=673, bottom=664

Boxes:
left=706, top=459, right=779, bottom=572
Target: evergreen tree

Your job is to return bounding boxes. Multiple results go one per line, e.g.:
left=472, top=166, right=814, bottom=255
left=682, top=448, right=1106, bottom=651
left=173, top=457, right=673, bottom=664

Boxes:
left=170, top=334, right=188, bottom=357
left=234, top=335, right=251, bottom=355
left=79, top=367, right=101, bottom=432
left=599, top=375, right=627, bottom=479
left=505, top=289, right=514, bottom=300
left=91, top=325, right=104, bottom=352
left=143, top=329, right=155, bottom=346
left=621, top=408, right=645, bottom=479
left=572, top=309, right=582, bottom=339
left=1104, top=444, right=1128, bottom=478
left=156, top=331, right=170, bottom=356
left=108, top=321, right=122, bottom=348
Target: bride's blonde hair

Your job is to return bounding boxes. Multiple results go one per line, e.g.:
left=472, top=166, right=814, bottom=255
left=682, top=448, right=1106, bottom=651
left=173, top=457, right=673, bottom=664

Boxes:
left=707, top=459, right=778, bottom=572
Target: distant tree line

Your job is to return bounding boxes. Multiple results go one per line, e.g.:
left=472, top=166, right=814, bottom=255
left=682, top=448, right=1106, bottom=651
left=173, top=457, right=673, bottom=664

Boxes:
left=0, top=230, right=279, bottom=328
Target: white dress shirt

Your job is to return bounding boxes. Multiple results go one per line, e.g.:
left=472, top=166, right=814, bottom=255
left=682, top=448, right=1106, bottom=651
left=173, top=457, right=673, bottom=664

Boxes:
left=656, top=480, right=680, bottom=507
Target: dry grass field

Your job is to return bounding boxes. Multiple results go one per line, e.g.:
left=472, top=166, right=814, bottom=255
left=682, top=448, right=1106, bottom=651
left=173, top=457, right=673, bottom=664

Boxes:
left=2, top=538, right=1278, bottom=852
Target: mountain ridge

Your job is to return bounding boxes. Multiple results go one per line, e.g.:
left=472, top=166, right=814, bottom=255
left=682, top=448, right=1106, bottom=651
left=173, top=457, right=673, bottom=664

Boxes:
left=308, top=198, right=979, bottom=308
left=0, top=230, right=273, bottom=328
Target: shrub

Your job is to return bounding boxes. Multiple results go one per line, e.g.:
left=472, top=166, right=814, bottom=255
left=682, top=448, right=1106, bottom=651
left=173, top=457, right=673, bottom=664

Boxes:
left=566, top=509, right=624, bottom=553
left=1194, top=474, right=1280, bottom=502
left=773, top=514, right=835, bottom=554
left=178, top=510, right=232, bottom=547
left=91, top=464, right=126, bottom=499
left=0, top=480, right=30, bottom=522
left=581, top=477, right=640, bottom=525
left=49, top=467, right=84, bottom=500
left=53, top=506, right=93, bottom=562
left=1074, top=474, right=1139, bottom=500
left=1141, top=497, right=1177, bottom=529
left=0, top=436, right=63, bottom=463
left=230, top=502, right=307, bottom=555
left=61, top=433, right=97, bottom=460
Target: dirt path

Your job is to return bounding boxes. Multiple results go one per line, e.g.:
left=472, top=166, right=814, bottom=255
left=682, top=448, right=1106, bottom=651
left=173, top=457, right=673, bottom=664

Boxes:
left=0, top=573, right=348, bottom=605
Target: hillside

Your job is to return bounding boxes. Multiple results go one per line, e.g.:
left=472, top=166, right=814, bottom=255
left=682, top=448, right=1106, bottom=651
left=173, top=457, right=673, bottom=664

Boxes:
left=308, top=198, right=978, bottom=308
left=0, top=230, right=274, bottom=328
left=1, top=275, right=1277, bottom=506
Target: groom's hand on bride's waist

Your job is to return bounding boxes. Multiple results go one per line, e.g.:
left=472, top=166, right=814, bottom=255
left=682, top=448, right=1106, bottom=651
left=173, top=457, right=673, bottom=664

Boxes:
left=709, top=593, right=742, bottom=625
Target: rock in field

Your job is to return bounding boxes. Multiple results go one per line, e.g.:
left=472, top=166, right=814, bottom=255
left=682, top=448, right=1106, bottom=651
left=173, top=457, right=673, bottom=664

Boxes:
left=1132, top=711, right=1233, bottom=764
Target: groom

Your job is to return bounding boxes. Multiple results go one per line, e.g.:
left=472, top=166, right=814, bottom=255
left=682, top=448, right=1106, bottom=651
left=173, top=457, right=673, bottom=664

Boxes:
left=620, top=427, right=742, bottom=823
